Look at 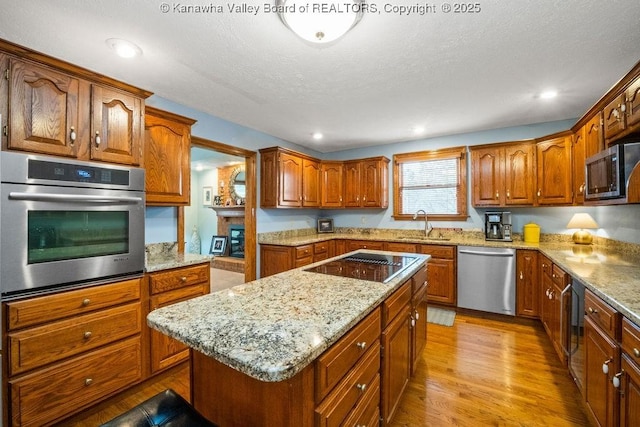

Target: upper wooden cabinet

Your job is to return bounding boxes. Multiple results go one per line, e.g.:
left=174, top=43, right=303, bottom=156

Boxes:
left=603, top=75, right=640, bottom=144
left=572, top=127, right=586, bottom=205
left=471, top=142, right=535, bottom=207
left=321, top=161, right=344, bottom=208
left=535, top=133, right=573, bottom=205
left=584, top=112, right=605, bottom=158
left=260, top=147, right=320, bottom=208
left=143, top=107, right=196, bottom=205
left=1, top=41, right=151, bottom=165
left=344, top=157, right=390, bottom=208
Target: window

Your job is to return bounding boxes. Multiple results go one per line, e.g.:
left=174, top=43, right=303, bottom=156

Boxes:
left=393, top=146, right=467, bottom=221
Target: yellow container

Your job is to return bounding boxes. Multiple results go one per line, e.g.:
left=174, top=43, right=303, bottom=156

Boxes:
left=523, top=223, right=540, bottom=243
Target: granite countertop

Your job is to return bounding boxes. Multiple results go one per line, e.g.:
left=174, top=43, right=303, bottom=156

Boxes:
left=147, top=250, right=429, bottom=382
left=145, top=242, right=213, bottom=272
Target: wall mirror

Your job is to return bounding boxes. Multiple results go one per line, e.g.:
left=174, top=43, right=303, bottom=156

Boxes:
left=229, top=167, right=246, bottom=201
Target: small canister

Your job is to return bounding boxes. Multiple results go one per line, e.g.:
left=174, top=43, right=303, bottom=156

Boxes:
left=523, top=223, right=540, bottom=243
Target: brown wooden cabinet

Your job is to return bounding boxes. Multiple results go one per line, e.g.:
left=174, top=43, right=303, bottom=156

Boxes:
left=539, top=256, right=570, bottom=365
left=260, top=241, right=336, bottom=277
left=147, top=263, right=210, bottom=374
left=620, top=318, right=640, bottom=426
left=4, top=55, right=148, bottom=166
left=143, top=107, right=196, bottom=205
left=346, top=240, right=385, bottom=252
left=5, top=278, right=143, bottom=426
left=585, top=112, right=605, bottom=158
left=344, top=157, right=390, bottom=208
left=471, top=142, right=536, bottom=207
left=419, top=244, right=456, bottom=306
left=321, top=161, right=344, bottom=208
left=536, top=132, right=574, bottom=205
left=584, top=289, right=621, bottom=427
left=603, top=75, right=640, bottom=144
left=572, top=126, right=586, bottom=205
left=410, top=265, right=428, bottom=375
left=516, top=249, right=539, bottom=318
left=259, top=147, right=320, bottom=208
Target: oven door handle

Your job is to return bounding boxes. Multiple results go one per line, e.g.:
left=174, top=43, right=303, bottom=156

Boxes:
left=8, top=192, right=143, bottom=204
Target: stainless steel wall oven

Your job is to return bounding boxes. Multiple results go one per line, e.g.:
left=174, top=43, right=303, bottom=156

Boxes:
left=0, top=152, right=145, bottom=299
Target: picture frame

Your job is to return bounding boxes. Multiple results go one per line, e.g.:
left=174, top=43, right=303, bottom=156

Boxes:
left=209, top=235, right=228, bottom=255
left=203, top=187, right=213, bottom=206
left=317, top=218, right=334, bottom=233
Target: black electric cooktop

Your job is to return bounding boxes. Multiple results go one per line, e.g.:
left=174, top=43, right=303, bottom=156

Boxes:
left=304, top=252, right=420, bottom=283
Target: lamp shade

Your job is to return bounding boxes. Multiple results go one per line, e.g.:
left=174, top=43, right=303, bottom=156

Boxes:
left=567, top=213, right=598, bottom=245
left=277, top=0, right=364, bottom=44
left=567, top=213, right=598, bottom=229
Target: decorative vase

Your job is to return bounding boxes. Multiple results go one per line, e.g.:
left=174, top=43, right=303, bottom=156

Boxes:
left=189, top=225, right=201, bottom=254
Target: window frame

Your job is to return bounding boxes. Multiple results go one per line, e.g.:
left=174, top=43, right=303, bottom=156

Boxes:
left=392, top=146, right=468, bottom=221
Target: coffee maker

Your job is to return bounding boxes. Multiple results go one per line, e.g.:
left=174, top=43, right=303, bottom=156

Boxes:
left=485, top=211, right=513, bottom=242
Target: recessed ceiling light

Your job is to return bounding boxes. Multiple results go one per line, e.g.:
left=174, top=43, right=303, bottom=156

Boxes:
left=106, top=38, right=142, bottom=58
left=539, top=90, right=558, bottom=99
left=413, top=126, right=426, bottom=135
left=312, top=132, right=323, bottom=140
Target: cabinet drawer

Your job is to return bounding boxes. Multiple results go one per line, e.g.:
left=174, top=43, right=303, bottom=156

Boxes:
left=342, top=374, right=380, bottom=427
left=551, top=264, right=569, bottom=287
left=540, top=256, right=552, bottom=277
left=150, top=284, right=209, bottom=310
left=296, top=244, right=313, bottom=259
left=314, top=241, right=329, bottom=255
left=411, top=263, right=428, bottom=295
left=7, top=278, right=141, bottom=331
left=316, top=308, right=381, bottom=402
left=622, top=317, right=640, bottom=363
left=419, top=244, right=455, bottom=259
left=10, top=337, right=142, bottom=427
left=9, top=303, right=141, bottom=376
left=382, top=280, right=412, bottom=328
left=149, top=263, right=210, bottom=294
left=315, top=342, right=380, bottom=427
left=585, top=289, right=619, bottom=340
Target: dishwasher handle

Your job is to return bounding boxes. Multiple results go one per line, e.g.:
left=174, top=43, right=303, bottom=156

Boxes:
left=560, top=284, right=572, bottom=356
left=458, top=249, right=515, bottom=257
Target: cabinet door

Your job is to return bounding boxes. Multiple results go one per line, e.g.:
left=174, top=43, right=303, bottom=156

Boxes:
left=536, top=135, right=573, bottom=205
left=572, top=128, right=586, bottom=205
left=504, top=143, right=535, bottom=205
left=626, top=78, right=640, bottom=130
left=381, top=304, right=411, bottom=426
left=278, top=152, right=303, bottom=207
left=603, top=94, right=627, bottom=142
left=411, top=285, right=428, bottom=375
left=8, top=58, right=80, bottom=157
left=516, top=250, right=539, bottom=318
left=321, top=162, right=344, bottom=208
left=260, top=245, right=293, bottom=277
left=150, top=284, right=208, bottom=373
left=90, top=85, right=143, bottom=165
left=585, top=112, right=604, bottom=158
left=584, top=317, right=620, bottom=427
left=343, top=161, right=362, bottom=207
left=302, top=157, right=321, bottom=207
left=621, top=354, right=640, bottom=427
left=471, top=147, right=503, bottom=206
left=144, top=108, right=193, bottom=205
left=361, top=159, right=388, bottom=208
left=540, top=270, right=554, bottom=339
left=424, top=258, right=455, bottom=306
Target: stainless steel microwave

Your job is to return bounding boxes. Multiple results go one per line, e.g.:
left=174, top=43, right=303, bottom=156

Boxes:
left=585, top=141, right=640, bottom=200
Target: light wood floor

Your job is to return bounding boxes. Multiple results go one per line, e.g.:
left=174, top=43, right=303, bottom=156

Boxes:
left=57, top=313, right=592, bottom=426
left=390, top=313, right=592, bottom=427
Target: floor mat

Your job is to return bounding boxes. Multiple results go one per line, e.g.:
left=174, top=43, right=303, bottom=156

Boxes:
left=427, top=307, right=456, bottom=326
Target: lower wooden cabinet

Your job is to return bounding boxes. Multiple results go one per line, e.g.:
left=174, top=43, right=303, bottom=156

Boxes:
left=621, top=318, right=640, bottom=426
left=419, top=245, right=456, bottom=306
left=147, top=263, right=210, bottom=374
left=516, top=249, right=539, bottom=318
left=260, top=242, right=336, bottom=277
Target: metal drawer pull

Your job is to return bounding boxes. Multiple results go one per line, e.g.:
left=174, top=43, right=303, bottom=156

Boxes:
left=356, top=383, right=366, bottom=392
left=602, top=358, right=613, bottom=374
left=69, top=126, right=76, bottom=143
left=588, top=307, right=598, bottom=315
left=356, top=341, right=366, bottom=350
left=634, top=348, right=640, bottom=358
left=94, top=131, right=101, bottom=146
left=85, top=378, right=93, bottom=386
left=84, top=331, right=92, bottom=339
left=82, top=298, right=91, bottom=306
left=181, top=276, right=187, bottom=282
left=613, top=372, right=622, bottom=388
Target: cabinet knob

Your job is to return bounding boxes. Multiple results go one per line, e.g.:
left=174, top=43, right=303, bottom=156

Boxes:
left=506, top=190, right=510, bottom=199
left=82, top=298, right=91, bottom=307
left=356, top=341, right=366, bottom=350
left=356, top=383, right=366, bottom=392
left=613, top=372, right=622, bottom=388
left=83, top=331, right=92, bottom=340
left=69, top=126, right=76, bottom=144
left=634, top=348, right=640, bottom=358
left=588, top=307, right=598, bottom=315
left=602, top=358, right=612, bottom=374
left=94, top=131, right=101, bottom=146
left=85, top=378, right=93, bottom=386
left=181, top=276, right=187, bottom=282
left=415, top=310, right=420, bottom=320
left=519, top=271, right=523, bottom=280
left=579, top=183, right=585, bottom=194
left=495, top=192, right=499, bottom=199
left=537, top=189, right=541, bottom=197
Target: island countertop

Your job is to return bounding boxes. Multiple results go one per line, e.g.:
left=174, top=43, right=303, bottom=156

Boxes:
left=147, top=250, right=429, bottom=382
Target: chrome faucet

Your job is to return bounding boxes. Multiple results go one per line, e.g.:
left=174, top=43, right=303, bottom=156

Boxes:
left=413, top=209, right=433, bottom=237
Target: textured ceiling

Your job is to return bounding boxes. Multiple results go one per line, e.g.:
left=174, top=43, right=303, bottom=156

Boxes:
left=2, top=0, right=640, bottom=152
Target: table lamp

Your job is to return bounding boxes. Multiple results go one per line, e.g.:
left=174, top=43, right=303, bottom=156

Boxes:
left=567, top=213, right=598, bottom=244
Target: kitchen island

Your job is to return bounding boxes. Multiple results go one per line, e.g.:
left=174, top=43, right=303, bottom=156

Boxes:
left=147, top=250, right=429, bottom=426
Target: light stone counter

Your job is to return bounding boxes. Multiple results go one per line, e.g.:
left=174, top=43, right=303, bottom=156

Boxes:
left=145, top=242, right=213, bottom=272
left=147, top=250, right=429, bottom=382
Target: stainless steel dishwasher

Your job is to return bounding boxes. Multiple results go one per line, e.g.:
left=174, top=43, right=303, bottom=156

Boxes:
left=457, top=246, right=516, bottom=316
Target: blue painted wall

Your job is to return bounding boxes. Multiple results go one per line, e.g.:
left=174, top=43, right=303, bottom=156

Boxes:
left=144, top=96, right=640, bottom=253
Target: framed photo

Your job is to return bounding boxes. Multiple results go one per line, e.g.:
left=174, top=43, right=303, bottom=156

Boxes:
left=203, top=187, right=213, bottom=206
left=317, top=218, right=334, bottom=233
left=209, top=235, right=228, bottom=255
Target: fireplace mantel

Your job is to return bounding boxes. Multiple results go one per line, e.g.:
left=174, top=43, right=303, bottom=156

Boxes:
left=210, top=206, right=245, bottom=218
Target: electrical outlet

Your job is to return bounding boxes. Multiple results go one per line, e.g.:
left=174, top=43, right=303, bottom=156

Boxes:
left=361, top=216, right=367, bottom=225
